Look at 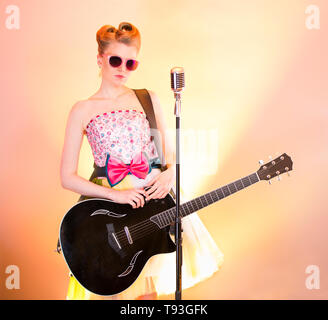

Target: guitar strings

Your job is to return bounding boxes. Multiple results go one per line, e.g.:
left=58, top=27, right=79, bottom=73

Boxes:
left=115, top=208, right=175, bottom=238
left=115, top=214, right=175, bottom=247
left=115, top=206, right=190, bottom=247
left=116, top=219, right=159, bottom=244
left=116, top=223, right=158, bottom=247
left=115, top=208, right=177, bottom=245
left=116, top=211, right=182, bottom=248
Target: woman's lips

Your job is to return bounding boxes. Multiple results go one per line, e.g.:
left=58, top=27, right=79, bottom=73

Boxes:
left=115, top=75, right=125, bottom=79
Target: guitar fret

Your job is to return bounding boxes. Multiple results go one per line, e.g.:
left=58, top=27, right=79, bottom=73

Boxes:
left=228, top=183, right=237, bottom=194
left=166, top=211, right=171, bottom=224
left=183, top=205, right=190, bottom=217
left=190, top=200, right=196, bottom=212
left=162, top=212, right=168, bottom=225
left=167, top=210, right=173, bottom=222
left=201, top=195, right=207, bottom=206
left=190, top=200, right=197, bottom=212
left=168, top=209, right=175, bottom=221
left=182, top=205, right=191, bottom=220
left=164, top=209, right=172, bottom=224
left=242, top=177, right=250, bottom=187
left=235, top=180, right=243, bottom=190
left=158, top=213, right=164, bottom=227
left=193, top=198, right=199, bottom=210
left=162, top=213, right=167, bottom=226
left=181, top=204, right=188, bottom=217
left=196, top=197, right=202, bottom=209
left=250, top=173, right=259, bottom=183
left=210, top=191, right=218, bottom=202
left=217, top=188, right=224, bottom=199
left=203, top=195, right=209, bottom=206
left=162, top=213, right=168, bottom=226
left=187, top=201, right=192, bottom=212
left=222, top=186, right=230, bottom=197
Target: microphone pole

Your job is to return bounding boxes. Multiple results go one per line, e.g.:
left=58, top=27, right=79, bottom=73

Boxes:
left=170, top=67, right=185, bottom=300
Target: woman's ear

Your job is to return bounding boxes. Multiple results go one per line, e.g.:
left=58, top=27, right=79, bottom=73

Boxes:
left=97, top=54, right=102, bottom=68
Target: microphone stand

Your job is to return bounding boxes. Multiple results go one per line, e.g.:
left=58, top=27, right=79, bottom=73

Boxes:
left=174, top=86, right=182, bottom=300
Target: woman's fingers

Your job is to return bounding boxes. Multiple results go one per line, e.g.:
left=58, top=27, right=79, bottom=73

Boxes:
left=129, top=201, right=137, bottom=209
left=132, top=191, right=145, bottom=208
left=158, top=190, right=167, bottom=199
left=147, top=188, right=161, bottom=200
left=144, top=182, right=159, bottom=197
left=128, top=187, right=170, bottom=208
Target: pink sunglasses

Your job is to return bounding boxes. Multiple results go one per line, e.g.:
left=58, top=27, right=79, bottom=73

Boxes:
left=102, top=54, right=139, bottom=71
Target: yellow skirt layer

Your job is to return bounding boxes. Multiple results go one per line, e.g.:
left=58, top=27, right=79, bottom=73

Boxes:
left=66, top=168, right=224, bottom=300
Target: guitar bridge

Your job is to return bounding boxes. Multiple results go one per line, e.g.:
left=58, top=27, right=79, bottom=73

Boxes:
left=111, top=232, right=121, bottom=249
left=106, top=224, right=124, bottom=255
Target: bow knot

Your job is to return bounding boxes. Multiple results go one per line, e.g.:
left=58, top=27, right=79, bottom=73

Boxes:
left=105, top=152, right=151, bottom=187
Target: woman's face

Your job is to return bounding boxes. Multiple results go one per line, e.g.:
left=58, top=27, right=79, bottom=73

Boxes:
left=97, top=41, right=139, bottom=85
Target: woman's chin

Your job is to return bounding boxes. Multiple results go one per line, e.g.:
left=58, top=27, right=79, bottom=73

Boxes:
left=105, top=76, right=127, bottom=85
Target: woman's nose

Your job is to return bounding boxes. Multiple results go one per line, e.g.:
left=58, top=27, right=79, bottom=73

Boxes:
left=117, top=63, right=125, bottom=72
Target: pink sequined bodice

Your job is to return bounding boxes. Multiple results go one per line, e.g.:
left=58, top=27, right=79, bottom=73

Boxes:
left=85, top=109, right=159, bottom=167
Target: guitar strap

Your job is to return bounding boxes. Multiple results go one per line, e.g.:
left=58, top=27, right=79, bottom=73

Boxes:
left=133, top=88, right=167, bottom=171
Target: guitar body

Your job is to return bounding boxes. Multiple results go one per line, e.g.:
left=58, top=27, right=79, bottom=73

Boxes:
left=59, top=194, right=176, bottom=296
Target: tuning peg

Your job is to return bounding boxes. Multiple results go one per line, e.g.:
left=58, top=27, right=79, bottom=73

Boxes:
left=287, top=172, right=290, bottom=177
left=269, top=155, right=276, bottom=165
left=277, top=175, right=281, bottom=181
left=259, top=160, right=264, bottom=165
left=268, top=180, right=272, bottom=185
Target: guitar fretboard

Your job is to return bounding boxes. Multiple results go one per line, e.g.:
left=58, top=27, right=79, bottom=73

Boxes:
left=150, top=172, right=259, bottom=229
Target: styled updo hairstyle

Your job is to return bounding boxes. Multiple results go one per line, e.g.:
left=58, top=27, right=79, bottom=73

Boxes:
left=96, top=22, right=141, bottom=56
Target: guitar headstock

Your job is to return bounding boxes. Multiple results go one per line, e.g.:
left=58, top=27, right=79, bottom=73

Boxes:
left=257, top=153, right=293, bottom=182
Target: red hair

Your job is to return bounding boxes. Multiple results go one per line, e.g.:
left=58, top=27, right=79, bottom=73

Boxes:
left=96, top=22, right=141, bottom=55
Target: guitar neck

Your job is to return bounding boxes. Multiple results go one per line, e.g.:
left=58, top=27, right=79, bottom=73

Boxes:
left=150, top=172, right=260, bottom=229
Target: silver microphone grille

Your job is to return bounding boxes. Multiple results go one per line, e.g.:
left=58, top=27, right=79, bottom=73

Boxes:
left=170, top=67, right=185, bottom=92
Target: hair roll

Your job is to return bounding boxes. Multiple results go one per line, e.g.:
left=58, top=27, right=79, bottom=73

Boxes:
left=96, top=22, right=141, bottom=55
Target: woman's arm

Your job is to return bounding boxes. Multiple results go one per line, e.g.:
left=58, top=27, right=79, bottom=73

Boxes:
left=60, top=101, right=115, bottom=199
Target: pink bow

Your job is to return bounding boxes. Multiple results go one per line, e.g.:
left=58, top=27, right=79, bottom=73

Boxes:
left=105, top=152, right=150, bottom=187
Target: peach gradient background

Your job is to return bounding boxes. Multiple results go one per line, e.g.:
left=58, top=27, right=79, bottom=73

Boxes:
left=0, top=0, right=327, bottom=299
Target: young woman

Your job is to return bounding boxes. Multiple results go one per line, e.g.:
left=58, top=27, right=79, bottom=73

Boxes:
left=60, top=22, right=224, bottom=300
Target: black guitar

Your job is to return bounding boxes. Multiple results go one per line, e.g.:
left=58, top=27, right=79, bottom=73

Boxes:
left=59, top=153, right=293, bottom=296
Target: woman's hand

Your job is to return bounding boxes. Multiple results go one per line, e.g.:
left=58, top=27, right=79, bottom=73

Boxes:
left=110, top=188, right=147, bottom=209
left=144, top=167, right=176, bottom=200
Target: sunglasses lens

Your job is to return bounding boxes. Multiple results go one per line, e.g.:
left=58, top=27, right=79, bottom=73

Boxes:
left=126, top=59, right=138, bottom=71
left=109, top=56, right=122, bottom=67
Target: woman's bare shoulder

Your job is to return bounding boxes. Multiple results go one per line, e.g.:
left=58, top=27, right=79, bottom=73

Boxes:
left=64, top=100, right=92, bottom=135
left=68, top=99, right=92, bottom=118
left=147, top=90, right=163, bottom=116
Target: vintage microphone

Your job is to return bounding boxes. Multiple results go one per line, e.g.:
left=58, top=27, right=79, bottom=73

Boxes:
left=170, top=67, right=185, bottom=300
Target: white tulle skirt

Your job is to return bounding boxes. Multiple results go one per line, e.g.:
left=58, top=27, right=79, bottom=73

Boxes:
left=66, top=168, right=224, bottom=300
